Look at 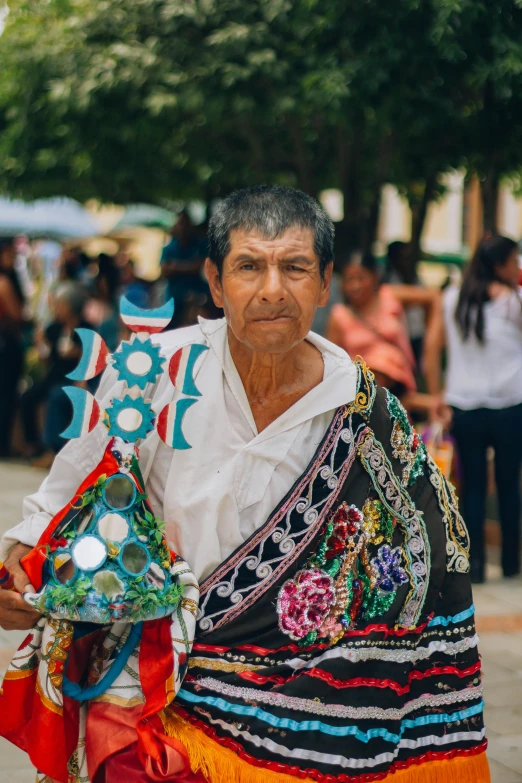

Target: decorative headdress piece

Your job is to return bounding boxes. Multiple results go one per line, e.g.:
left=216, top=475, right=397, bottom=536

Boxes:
left=0, top=298, right=206, bottom=782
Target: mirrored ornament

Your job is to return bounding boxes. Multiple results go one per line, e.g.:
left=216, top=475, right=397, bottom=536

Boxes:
left=72, top=536, right=107, bottom=571
left=121, top=542, right=149, bottom=576
left=53, top=552, right=76, bottom=584
left=127, top=350, right=153, bottom=376
left=98, top=513, right=129, bottom=543
left=103, top=474, right=136, bottom=511
left=93, top=570, right=125, bottom=601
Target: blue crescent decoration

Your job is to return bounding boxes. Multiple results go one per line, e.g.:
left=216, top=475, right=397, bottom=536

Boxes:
left=67, top=329, right=109, bottom=381
left=105, top=395, right=156, bottom=443
left=112, top=335, right=165, bottom=390
left=169, top=344, right=209, bottom=397
left=156, top=398, right=198, bottom=450
left=119, top=295, right=174, bottom=334
left=60, top=387, right=101, bottom=439
left=61, top=291, right=209, bottom=453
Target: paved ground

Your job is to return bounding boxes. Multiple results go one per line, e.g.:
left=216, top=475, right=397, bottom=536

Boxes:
left=0, top=460, right=521, bottom=782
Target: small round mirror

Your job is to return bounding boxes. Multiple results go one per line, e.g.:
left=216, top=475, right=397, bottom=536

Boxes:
left=53, top=552, right=75, bottom=584
left=127, top=351, right=153, bottom=376
left=121, top=542, right=149, bottom=576
left=98, top=512, right=129, bottom=543
left=72, top=536, right=107, bottom=571
left=103, top=474, right=136, bottom=511
left=93, top=570, right=125, bottom=601
left=116, top=407, right=143, bottom=433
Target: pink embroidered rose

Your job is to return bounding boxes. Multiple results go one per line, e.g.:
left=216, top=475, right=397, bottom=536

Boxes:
left=277, top=568, right=335, bottom=640
left=318, top=615, right=344, bottom=640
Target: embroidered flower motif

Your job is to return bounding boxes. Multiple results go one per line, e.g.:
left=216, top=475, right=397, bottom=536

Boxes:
left=324, top=504, right=362, bottom=559
left=277, top=568, right=335, bottom=640
left=371, top=545, right=408, bottom=593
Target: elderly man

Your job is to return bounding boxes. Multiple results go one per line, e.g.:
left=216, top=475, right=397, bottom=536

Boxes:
left=0, top=186, right=488, bottom=782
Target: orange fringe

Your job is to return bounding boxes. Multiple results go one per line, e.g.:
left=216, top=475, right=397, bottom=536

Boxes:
left=162, top=709, right=490, bottom=783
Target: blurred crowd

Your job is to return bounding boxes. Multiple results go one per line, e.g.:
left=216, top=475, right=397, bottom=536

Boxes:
left=0, top=213, right=520, bottom=585
left=0, top=210, right=219, bottom=466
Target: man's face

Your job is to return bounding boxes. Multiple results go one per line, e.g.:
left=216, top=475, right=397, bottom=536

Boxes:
left=206, top=226, right=332, bottom=355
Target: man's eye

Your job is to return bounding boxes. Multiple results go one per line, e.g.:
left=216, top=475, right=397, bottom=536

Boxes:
left=288, top=265, right=305, bottom=272
left=240, top=263, right=256, bottom=271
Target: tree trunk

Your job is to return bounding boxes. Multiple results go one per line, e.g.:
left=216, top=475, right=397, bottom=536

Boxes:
left=480, top=165, right=499, bottom=234
left=337, top=124, right=365, bottom=254
left=361, top=187, right=382, bottom=253
left=288, top=117, right=314, bottom=196
left=410, top=173, right=437, bottom=268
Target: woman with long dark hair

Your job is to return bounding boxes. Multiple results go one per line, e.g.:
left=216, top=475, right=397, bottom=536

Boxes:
left=444, top=234, right=522, bottom=582
left=0, top=238, right=25, bottom=457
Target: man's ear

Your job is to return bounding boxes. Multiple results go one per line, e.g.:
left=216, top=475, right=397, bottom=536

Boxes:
left=205, top=258, right=223, bottom=308
left=317, top=261, right=333, bottom=308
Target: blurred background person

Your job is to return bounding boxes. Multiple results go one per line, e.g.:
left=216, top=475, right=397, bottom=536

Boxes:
left=19, top=281, right=89, bottom=465
left=327, top=250, right=442, bottom=416
left=84, top=253, right=120, bottom=351
left=0, top=238, right=25, bottom=458
left=117, top=255, right=150, bottom=309
left=160, top=209, right=209, bottom=327
left=383, top=240, right=426, bottom=365
left=327, top=250, right=417, bottom=396
left=442, top=234, right=522, bottom=583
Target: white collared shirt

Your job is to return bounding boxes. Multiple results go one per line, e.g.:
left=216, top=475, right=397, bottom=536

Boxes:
left=1, top=318, right=357, bottom=581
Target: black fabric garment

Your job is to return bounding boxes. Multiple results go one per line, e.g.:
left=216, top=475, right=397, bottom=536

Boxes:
left=452, top=403, right=522, bottom=579
left=168, top=364, right=485, bottom=782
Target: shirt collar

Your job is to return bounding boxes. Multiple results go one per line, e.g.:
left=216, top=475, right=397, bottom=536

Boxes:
left=198, top=317, right=357, bottom=442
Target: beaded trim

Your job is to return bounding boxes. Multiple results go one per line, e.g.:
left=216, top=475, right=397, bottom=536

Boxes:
left=428, top=455, right=470, bottom=573
left=197, top=409, right=363, bottom=635
left=358, top=432, right=430, bottom=628
left=191, top=677, right=483, bottom=721
left=285, top=633, right=479, bottom=669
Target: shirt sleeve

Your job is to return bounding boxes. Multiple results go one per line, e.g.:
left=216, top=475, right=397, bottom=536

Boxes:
left=0, top=366, right=124, bottom=560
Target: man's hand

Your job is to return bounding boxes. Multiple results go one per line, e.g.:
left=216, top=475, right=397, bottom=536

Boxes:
left=0, top=543, right=41, bottom=631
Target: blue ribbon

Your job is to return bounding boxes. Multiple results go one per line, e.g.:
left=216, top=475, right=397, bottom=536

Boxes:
left=63, top=622, right=143, bottom=702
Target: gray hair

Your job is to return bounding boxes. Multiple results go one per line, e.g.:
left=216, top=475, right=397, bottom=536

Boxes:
left=208, top=185, right=334, bottom=277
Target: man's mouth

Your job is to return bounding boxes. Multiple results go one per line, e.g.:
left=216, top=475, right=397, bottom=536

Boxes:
left=251, top=314, right=293, bottom=322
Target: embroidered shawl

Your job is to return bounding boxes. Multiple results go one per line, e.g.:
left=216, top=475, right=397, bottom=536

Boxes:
left=163, top=362, right=488, bottom=783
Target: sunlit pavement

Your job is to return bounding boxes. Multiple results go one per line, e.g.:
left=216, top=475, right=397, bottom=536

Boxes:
left=1, top=460, right=521, bottom=782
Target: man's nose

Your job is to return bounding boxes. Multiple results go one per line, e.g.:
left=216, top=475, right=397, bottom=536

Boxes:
left=258, top=265, right=286, bottom=302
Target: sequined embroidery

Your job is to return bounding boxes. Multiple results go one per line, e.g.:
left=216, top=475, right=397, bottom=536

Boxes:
left=277, top=500, right=407, bottom=646
left=358, top=433, right=430, bottom=629
left=386, top=390, right=427, bottom=487
left=428, top=455, right=470, bottom=573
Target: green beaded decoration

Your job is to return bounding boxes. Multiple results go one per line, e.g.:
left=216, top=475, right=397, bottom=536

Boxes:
left=387, top=390, right=427, bottom=487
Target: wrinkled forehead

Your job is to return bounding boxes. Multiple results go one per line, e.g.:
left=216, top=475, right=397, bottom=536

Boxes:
left=226, top=225, right=318, bottom=261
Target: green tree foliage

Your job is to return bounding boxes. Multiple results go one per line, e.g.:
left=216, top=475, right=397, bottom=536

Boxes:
left=2, top=0, right=522, bottom=247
